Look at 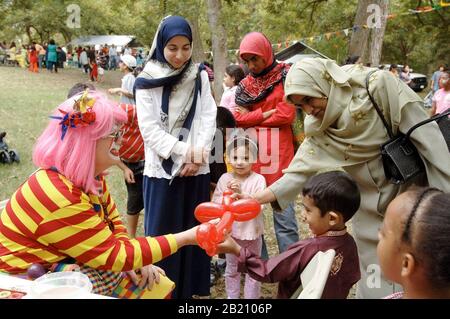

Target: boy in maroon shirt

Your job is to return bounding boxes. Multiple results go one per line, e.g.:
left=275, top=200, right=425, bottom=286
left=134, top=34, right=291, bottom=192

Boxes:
left=220, top=171, right=361, bottom=298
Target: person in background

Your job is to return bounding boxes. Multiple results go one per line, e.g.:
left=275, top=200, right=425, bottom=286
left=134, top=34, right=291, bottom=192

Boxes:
left=431, top=64, right=445, bottom=94
left=35, top=42, right=46, bottom=70
left=343, top=55, right=362, bottom=66
left=28, top=44, right=38, bottom=73
left=400, top=65, right=412, bottom=87
left=46, top=39, right=58, bottom=73
left=389, top=64, right=399, bottom=77
left=57, top=47, right=66, bottom=69
left=108, top=54, right=137, bottom=105
left=109, top=44, right=118, bottom=70
left=431, top=70, right=450, bottom=116
left=80, top=48, right=89, bottom=74
left=234, top=32, right=298, bottom=256
left=220, top=64, right=245, bottom=114
left=89, top=57, right=98, bottom=82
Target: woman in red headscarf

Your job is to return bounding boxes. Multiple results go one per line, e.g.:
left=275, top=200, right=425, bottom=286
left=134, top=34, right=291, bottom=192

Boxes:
left=233, top=32, right=299, bottom=255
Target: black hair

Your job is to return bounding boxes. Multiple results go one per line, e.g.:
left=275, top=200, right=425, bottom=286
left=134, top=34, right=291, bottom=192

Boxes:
left=67, top=82, right=96, bottom=98
left=133, top=66, right=143, bottom=78
left=389, top=64, right=397, bottom=71
left=225, top=65, right=245, bottom=86
left=344, top=55, right=360, bottom=65
left=49, top=39, right=55, bottom=45
left=400, top=187, right=450, bottom=289
left=302, top=171, right=360, bottom=222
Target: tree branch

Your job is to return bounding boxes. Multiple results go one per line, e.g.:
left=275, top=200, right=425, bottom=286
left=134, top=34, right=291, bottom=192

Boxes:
left=429, top=0, right=447, bottom=24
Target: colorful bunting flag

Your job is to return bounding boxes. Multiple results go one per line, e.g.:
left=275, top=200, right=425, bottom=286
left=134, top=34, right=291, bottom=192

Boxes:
left=203, top=4, right=446, bottom=55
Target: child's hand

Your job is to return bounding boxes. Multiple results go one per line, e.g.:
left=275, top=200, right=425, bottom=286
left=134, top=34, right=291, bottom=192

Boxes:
left=108, top=88, right=120, bottom=95
left=217, top=235, right=241, bottom=256
left=227, top=179, right=242, bottom=194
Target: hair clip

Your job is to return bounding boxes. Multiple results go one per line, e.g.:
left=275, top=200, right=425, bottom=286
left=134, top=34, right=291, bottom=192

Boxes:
left=50, top=89, right=96, bottom=140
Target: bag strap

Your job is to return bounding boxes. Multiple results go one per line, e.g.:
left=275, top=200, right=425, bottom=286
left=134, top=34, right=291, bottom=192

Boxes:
left=365, top=70, right=394, bottom=139
left=366, top=71, right=450, bottom=140
left=405, top=108, right=450, bottom=139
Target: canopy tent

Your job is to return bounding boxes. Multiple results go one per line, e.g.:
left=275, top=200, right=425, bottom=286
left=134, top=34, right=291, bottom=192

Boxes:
left=275, top=41, right=331, bottom=63
left=67, top=35, right=142, bottom=49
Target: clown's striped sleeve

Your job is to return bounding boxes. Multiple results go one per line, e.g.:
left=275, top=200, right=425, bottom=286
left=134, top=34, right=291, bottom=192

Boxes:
left=0, top=169, right=178, bottom=274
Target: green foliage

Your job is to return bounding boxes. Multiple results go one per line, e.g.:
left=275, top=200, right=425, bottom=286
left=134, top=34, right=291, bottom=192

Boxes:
left=0, top=0, right=447, bottom=73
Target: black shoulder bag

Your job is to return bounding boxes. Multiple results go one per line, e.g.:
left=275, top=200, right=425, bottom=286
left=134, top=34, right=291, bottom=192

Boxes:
left=365, top=71, right=450, bottom=185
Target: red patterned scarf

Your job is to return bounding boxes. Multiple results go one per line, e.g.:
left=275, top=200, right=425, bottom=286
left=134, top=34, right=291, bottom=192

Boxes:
left=235, top=62, right=290, bottom=107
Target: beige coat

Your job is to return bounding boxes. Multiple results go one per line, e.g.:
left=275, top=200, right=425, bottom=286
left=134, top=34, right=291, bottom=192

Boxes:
left=270, top=59, right=450, bottom=298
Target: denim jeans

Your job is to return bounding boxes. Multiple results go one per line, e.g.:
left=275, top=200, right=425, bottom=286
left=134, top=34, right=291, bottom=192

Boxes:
left=109, top=55, right=117, bottom=70
left=273, top=202, right=299, bottom=253
left=38, top=55, right=44, bottom=69
left=261, top=202, right=299, bottom=258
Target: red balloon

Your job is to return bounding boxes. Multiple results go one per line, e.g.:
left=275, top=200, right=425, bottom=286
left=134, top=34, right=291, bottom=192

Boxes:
left=195, top=190, right=261, bottom=256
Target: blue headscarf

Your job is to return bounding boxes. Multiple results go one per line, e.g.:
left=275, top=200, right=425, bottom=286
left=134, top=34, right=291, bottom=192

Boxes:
left=134, top=16, right=205, bottom=176
left=151, top=16, right=193, bottom=64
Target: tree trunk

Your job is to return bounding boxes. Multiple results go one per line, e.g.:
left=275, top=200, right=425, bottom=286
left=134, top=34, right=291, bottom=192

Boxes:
left=206, top=0, right=228, bottom=104
left=368, top=0, right=388, bottom=67
left=60, top=28, right=72, bottom=44
left=25, top=25, right=33, bottom=43
left=349, top=0, right=389, bottom=66
left=188, top=17, right=205, bottom=64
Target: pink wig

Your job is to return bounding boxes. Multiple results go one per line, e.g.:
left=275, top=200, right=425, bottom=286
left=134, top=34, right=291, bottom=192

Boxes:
left=33, top=91, right=127, bottom=194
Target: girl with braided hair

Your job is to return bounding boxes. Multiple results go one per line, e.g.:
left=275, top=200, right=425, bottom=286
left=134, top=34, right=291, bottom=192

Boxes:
left=377, top=187, right=450, bottom=299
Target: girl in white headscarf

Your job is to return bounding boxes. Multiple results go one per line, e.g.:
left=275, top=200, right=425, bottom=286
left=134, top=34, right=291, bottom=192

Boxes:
left=240, top=58, right=450, bottom=299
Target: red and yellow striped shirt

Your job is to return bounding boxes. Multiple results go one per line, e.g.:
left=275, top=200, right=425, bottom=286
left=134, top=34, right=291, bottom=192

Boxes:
left=0, top=169, right=177, bottom=274
left=118, top=103, right=144, bottom=162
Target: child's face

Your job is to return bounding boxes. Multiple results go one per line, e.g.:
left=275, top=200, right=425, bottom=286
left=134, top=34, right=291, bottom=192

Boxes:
left=229, top=145, right=253, bottom=177
left=377, top=193, right=410, bottom=284
left=301, top=196, right=332, bottom=236
left=119, top=61, right=128, bottom=72
left=223, top=73, right=235, bottom=88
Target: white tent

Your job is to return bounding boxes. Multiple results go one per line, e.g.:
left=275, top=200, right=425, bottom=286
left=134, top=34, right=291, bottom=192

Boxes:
left=68, top=35, right=140, bottom=51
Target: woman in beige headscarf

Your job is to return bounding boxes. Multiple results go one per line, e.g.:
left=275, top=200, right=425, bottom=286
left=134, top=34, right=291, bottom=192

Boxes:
left=242, top=58, right=450, bottom=298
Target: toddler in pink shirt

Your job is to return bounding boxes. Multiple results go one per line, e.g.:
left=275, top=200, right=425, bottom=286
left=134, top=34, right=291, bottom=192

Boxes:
left=212, top=134, right=265, bottom=299
left=431, top=71, right=449, bottom=116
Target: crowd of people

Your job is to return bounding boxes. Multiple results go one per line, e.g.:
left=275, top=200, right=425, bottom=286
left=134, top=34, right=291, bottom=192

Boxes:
left=0, top=41, right=146, bottom=84
left=0, top=40, right=66, bottom=73
left=0, top=15, right=449, bottom=300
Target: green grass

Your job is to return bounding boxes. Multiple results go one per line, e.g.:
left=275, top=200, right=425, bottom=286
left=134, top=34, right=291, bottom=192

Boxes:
left=0, top=66, right=284, bottom=298
left=0, top=66, right=127, bottom=209
left=0, top=65, right=368, bottom=299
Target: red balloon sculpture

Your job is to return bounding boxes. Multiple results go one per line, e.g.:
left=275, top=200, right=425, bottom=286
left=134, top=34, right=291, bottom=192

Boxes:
left=194, top=190, right=261, bottom=256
